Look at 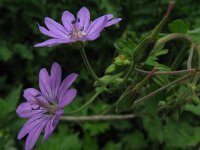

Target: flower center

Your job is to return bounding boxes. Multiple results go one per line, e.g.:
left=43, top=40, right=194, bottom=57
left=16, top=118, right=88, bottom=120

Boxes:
left=31, top=95, right=58, bottom=114
left=46, top=104, right=58, bottom=114
left=72, top=30, right=87, bottom=39
left=69, top=19, right=87, bottom=39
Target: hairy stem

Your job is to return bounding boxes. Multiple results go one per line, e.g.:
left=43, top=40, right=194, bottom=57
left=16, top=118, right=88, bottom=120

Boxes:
left=132, top=73, right=194, bottom=106
left=80, top=48, right=103, bottom=84
left=67, top=90, right=103, bottom=114
left=171, top=45, right=187, bottom=70
left=134, top=66, right=195, bottom=75
left=187, top=44, right=195, bottom=70
left=60, top=114, right=137, bottom=121
left=155, top=33, right=199, bottom=52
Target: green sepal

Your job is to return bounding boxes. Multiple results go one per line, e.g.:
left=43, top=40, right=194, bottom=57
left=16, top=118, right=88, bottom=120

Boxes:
left=105, top=64, right=117, bottom=74
left=192, top=95, right=200, bottom=106
left=71, top=41, right=87, bottom=50
left=116, top=85, right=140, bottom=113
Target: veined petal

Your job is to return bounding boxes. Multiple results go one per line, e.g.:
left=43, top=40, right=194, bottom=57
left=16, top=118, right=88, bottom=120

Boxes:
left=43, top=119, right=53, bottom=140
left=44, top=17, right=68, bottom=38
left=104, top=14, right=114, bottom=20
left=87, top=16, right=107, bottom=36
left=17, top=115, right=47, bottom=139
left=39, top=68, right=52, bottom=101
left=25, top=118, right=49, bottom=150
left=85, top=33, right=100, bottom=41
left=77, top=7, right=90, bottom=31
left=62, top=10, right=75, bottom=32
left=105, top=18, right=122, bottom=27
left=16, top=103, right=47, bottom=118
left=38, top=24, right=61, bottom=38
left=58, top=73, right=78, bottom=100
left=23, top=88, right=41, bottom=102
left=50, top=62, right=62, bottom=102
left=43, top=112, right=62, bottom=140
left=58, top=89, right=77, bottom=108
left=34, top=38, right=72, bottom=47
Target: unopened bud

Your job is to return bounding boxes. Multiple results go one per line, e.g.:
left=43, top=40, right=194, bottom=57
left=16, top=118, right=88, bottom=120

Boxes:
left=166, top=1, right=175, bottom=17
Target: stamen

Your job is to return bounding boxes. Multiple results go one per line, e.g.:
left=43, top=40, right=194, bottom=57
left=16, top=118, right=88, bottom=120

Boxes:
left=31, top=106, right=40, bottom=110
left=35, top=94, right=41, bottom=98
left=71, top=20, right=76, bottom=24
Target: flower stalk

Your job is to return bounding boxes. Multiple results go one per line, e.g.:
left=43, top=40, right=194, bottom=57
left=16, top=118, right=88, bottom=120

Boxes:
left=67, top=89, right=104, bottom=114
left=80, top=48, right=103, bottom=84
left=134, top=66, right=196, bottom=75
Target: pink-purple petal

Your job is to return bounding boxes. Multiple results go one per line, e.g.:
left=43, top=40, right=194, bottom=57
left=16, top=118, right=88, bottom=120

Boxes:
left=87, top=16, right=107, bottom=36
left=77, top=7, right=90, bottom=31
left=105, top=18, right=122, bottom=27
left=38, top=24, right=61, bottom=38
left=59, top=89, right=77, bottom=108
left=43, top=120, right=53, bottom=140
left=50, top=62, right=62, bottom=101
left=43, top=113, right=62, bottom=140
left=58, top=73, right=78, bottom=100
left=16, top=103, right=47, bottom=118
left=23, top=88, right=41, bottom=102
left=62, top=10, right=75, bottom=32
left=34, top=38, right=72, bottom=47
left=39, top=68, right=52, bottom=101
left=18, top=115, right=45, bottom=139
left=44, top=17, right=68, bottom=38
left=86, top=33, right=101, bottom=41
left=104, top=14, right=114, bottom=20
left=25, top=118, right=49, bottom=150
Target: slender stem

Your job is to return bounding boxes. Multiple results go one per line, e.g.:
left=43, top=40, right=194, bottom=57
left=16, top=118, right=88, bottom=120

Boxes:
left=121, top=60, right=134, bottom=85
left=134, top=66, right=195, bottom=75
left=155, top=33, right=194, bottom=47
left=60, top=114, right=137, bottom=122
left=154, top=33, right=199, bottom=70
left=80, top=48, right=103, bottom=83
left=133, top=73, right=194, bottom=106
left=67, top=90, right=103, bottom=114
left=187, top=44, right=195, bottom=70
left=171, top=45, right=187, bottom=70
left=194, top=45, right=200, bottom=85
left=155, top=33, right=199, bottom=53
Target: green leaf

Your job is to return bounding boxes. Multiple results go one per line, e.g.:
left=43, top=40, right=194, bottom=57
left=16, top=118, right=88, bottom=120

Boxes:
left=143, top=116, right=165, bottom=143
left=153, top=75, right=169, bottom=86
left=14, top=44, right=34, bottom=60
left=169, top=19, right=189, bottom=33
left=105, top=64, right=117, bottom=74
left=83, top=122, right=110, bottom=136
left=184, top=104, right=200, bottom=116
left=0, top=46, right=12, bottom=61
left=164, top=122, right=200, bottom=148
left=0, top=85, right=22, bottom=119
left=151, top=49, right=168, bottom=57
left=122, top=131, right=147, bottom=149
left=36, top=133, right=82, bottom=150
left=83, top=134, right=98, bottom=150
left=104, top=141, right=122, bottom=150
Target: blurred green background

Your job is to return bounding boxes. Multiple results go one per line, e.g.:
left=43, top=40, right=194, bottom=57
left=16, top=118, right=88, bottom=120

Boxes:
left=1, top=0, right=200, bottom=149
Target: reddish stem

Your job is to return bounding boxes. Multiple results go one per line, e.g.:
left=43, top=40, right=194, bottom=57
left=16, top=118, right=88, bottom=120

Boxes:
left=166, top=1, right=175, bottom=17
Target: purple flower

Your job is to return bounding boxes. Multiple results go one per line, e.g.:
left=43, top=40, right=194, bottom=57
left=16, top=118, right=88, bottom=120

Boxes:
left=34, top=7, right=122, bottom=47
left=16, top=62, right=78, bottom=150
